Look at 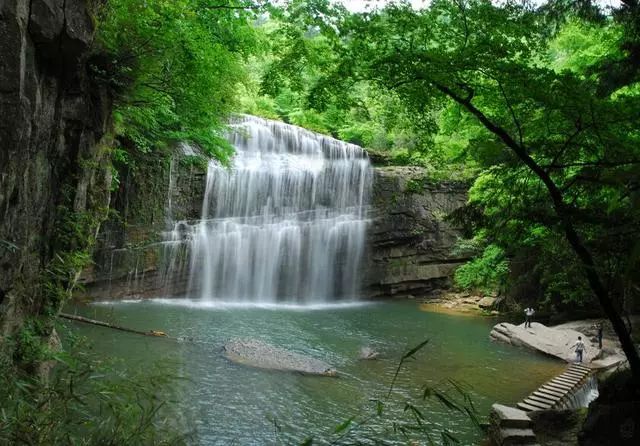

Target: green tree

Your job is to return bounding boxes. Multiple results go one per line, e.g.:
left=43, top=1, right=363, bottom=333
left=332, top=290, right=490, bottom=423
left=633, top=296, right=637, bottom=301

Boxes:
left=309, top=0, right=640, bottom=384
left=93, top=0, right=264, bottom=162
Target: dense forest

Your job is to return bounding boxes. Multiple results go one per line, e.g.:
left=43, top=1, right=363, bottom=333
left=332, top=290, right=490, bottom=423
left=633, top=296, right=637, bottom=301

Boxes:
left=1, top=0, right=639, bottom=444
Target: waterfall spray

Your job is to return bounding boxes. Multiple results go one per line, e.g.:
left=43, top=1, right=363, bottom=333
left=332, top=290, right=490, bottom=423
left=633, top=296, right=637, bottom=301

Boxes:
left=167, top=115, right=372, bottom=304
left=556, top=375, right=600, bottom=409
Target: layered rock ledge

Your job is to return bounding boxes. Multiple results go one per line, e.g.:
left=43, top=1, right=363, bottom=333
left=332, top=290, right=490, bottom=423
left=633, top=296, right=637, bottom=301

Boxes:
left=363, top=166, right=468, bottom=298
left=80, top=162, right=469, bottom=300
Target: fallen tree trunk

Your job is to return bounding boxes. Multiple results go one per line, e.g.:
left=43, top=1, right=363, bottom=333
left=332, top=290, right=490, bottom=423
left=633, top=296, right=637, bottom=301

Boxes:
left=58, top=313, right=168, bottom=338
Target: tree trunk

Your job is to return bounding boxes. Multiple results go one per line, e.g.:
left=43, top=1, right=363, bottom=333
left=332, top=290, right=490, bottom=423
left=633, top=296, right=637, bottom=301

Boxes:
left=436, top=83, right=640, bottom=389
left=59, top=313, right=169, bottom=338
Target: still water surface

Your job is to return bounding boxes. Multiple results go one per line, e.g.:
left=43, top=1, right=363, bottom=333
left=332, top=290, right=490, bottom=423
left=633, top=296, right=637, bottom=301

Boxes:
left=62, top=300, right=563, bottom=445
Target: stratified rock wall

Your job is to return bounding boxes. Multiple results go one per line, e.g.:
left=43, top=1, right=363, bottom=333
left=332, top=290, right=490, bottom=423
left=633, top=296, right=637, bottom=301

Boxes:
left=0, top=0, right=112, bottom=335
left=80, top=149, right=207, bottom=299
left=364, top=166, right=468, bottom=298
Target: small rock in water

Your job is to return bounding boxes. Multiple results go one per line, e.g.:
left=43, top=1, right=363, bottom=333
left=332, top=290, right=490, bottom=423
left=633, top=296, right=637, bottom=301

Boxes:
left=359, top=346, right=379, bottom=360
left=223, top=338, right=337, bottom=376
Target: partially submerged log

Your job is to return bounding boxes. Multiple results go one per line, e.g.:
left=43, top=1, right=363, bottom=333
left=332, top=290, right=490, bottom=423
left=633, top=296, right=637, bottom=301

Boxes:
left=223, top=338, right=337, bottom=376
left=59, top=313, right=168, bottom=338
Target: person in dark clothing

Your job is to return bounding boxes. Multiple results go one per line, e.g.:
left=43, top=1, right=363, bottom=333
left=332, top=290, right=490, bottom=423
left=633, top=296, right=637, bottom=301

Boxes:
left=524, top=307, right=535, bottom=328
left=597, top=323, right=603, bottom=349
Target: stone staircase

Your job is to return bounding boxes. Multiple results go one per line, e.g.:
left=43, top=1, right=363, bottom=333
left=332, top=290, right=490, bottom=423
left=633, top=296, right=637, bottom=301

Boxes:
left=489, top=364, right=594, bottom=445
left=516, top=363, right=592, bottom=412
left=489, top=404, right=539, bottom=445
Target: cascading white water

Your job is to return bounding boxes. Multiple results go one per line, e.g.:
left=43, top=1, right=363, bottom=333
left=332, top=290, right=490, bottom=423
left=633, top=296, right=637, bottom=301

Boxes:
left=557, top=375, right=599, bottom=410
left=183, top=115, right=372, bottom=303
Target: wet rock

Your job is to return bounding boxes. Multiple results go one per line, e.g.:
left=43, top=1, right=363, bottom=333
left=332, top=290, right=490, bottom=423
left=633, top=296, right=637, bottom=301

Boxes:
left=490, top=322, right=601, bottom=363
left=363, top=166, right=468, bottom=299
left=223, top=339, right=337, bottom=376
left=359, top=346, right=379, bottom=360
left=29, top=0, right=65, bottom=46
left=81, top=159, right=470, bottom=301
left=1, top=0, right=112, bottom=339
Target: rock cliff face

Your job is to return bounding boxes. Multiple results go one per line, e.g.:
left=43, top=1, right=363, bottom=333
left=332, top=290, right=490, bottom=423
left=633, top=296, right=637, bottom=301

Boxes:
left=82, top=161, right=468, bottom=300
left=0, top=0, right=112, bottom=337
left=364, top=166, right=468, bottom=298
left=80, top=148, right=207, bottom=299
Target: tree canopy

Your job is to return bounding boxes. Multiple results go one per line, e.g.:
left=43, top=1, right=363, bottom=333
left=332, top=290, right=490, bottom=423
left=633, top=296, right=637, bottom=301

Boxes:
left=93, top=0, right=264, bottom=163
left=245, top=0, right=640, bottom=383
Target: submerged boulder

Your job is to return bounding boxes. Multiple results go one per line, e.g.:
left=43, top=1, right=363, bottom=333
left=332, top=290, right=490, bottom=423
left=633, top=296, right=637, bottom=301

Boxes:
left=359, top=346, right=380, bottom=360
left=490, top=322, right=600, bottom=363
left=223, top=339, right=337, bottom=376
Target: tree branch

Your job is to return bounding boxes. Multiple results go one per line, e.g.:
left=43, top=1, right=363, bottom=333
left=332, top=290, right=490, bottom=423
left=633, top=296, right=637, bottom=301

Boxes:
left=431, top=80, right=640, bottom=385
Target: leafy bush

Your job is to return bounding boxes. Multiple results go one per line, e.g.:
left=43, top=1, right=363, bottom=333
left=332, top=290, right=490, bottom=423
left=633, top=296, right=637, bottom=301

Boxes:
left=0, top=333, right=190, bottom=445
left=93, top=0, right=261, bottom=162
left=455, top=244, right=509, bottom=294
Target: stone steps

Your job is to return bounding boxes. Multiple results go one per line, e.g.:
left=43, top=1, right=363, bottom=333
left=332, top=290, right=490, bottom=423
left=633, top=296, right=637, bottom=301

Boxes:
left=492, top=365, right=594, bottom=444
left=517, top=364, right=593, bottom=412
left=490, top=404, right=539, bottom=445
left=498, top=428, right=539, bottom=446
left=516, top=401, right=542, bottom=412
left=534, top=388, right=564, bottom=398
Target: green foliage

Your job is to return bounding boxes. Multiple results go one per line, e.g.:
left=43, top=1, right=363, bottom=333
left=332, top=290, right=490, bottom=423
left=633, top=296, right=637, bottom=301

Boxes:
left=179, top=155, right=209, bottom=171
left=404, top=177, right=427, bottom=195
left=548, top=19, right=624, bottom=73
left=42, top=205, right=103, bottom=316
left=454, top=244, right=509, bottom=294
left=0, top=333, right=189, bottom=445
left=237, top=8, right=434, bottom=166
left=93, top=0, right=262, bottom=162
left=275, top=0, right=640, bottom=313
left=11, top=318, right=52, bottom=370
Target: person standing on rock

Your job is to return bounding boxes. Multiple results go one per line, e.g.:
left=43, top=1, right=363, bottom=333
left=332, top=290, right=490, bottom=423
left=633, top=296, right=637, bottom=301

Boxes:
left=570, top=336, right=587, bottom=363
left=597, top=323, right=603, bottom=349
left=524, top=307, right=535, bottom=328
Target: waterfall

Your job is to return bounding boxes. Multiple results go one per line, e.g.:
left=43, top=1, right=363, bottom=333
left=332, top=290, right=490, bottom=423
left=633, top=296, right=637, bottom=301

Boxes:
left=179, top=115, right=372, bottom=303
left=556, top=375, right=600, bottom=410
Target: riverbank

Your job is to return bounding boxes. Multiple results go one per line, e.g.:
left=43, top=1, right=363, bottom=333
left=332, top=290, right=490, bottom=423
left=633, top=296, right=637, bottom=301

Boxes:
left=418, top=292, right=635, bottom=382
left=418, top=291, right=501, bottom=316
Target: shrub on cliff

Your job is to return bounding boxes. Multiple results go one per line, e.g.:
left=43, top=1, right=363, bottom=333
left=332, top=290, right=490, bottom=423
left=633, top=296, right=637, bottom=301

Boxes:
left=92, top=0, right=264, bottom=162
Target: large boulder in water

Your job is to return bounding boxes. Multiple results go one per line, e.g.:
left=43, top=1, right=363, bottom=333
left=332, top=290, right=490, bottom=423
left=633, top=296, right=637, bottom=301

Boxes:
left=223, top=339, right=337, bottom=376
left=490, top=322, right=601, bottom=363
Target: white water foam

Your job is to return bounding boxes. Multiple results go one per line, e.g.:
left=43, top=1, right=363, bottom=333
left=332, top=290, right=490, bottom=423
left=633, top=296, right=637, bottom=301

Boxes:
left=93, top=298, right=376, bottom=311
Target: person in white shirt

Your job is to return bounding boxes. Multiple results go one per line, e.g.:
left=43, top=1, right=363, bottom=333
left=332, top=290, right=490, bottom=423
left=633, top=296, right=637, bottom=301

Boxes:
left=570, top=336, right=587, bottom=363
left=524, top=307, right=535, bottom=328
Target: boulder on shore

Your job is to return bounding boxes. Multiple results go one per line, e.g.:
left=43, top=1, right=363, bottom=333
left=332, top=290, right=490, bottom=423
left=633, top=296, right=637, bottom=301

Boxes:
left=223, top=339, right=337, bottom=376
left=490, top=322, right=600, bottom=363
left=478, top=296, right=497, bottom=309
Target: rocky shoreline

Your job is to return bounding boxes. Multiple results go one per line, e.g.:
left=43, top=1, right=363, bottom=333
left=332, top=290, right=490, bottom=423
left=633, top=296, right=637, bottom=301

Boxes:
left=419, top=292, right=632, bottom=374
left=418, top=291, right=501, bottom=316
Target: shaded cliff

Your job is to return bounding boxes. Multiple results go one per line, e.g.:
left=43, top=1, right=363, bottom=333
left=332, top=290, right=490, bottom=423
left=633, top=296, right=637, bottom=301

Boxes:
left=0, top=0, right=112, bottom=350
left=80, top=147, right=207, bottom=299
left=364, top=166, right=468, bottom=298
